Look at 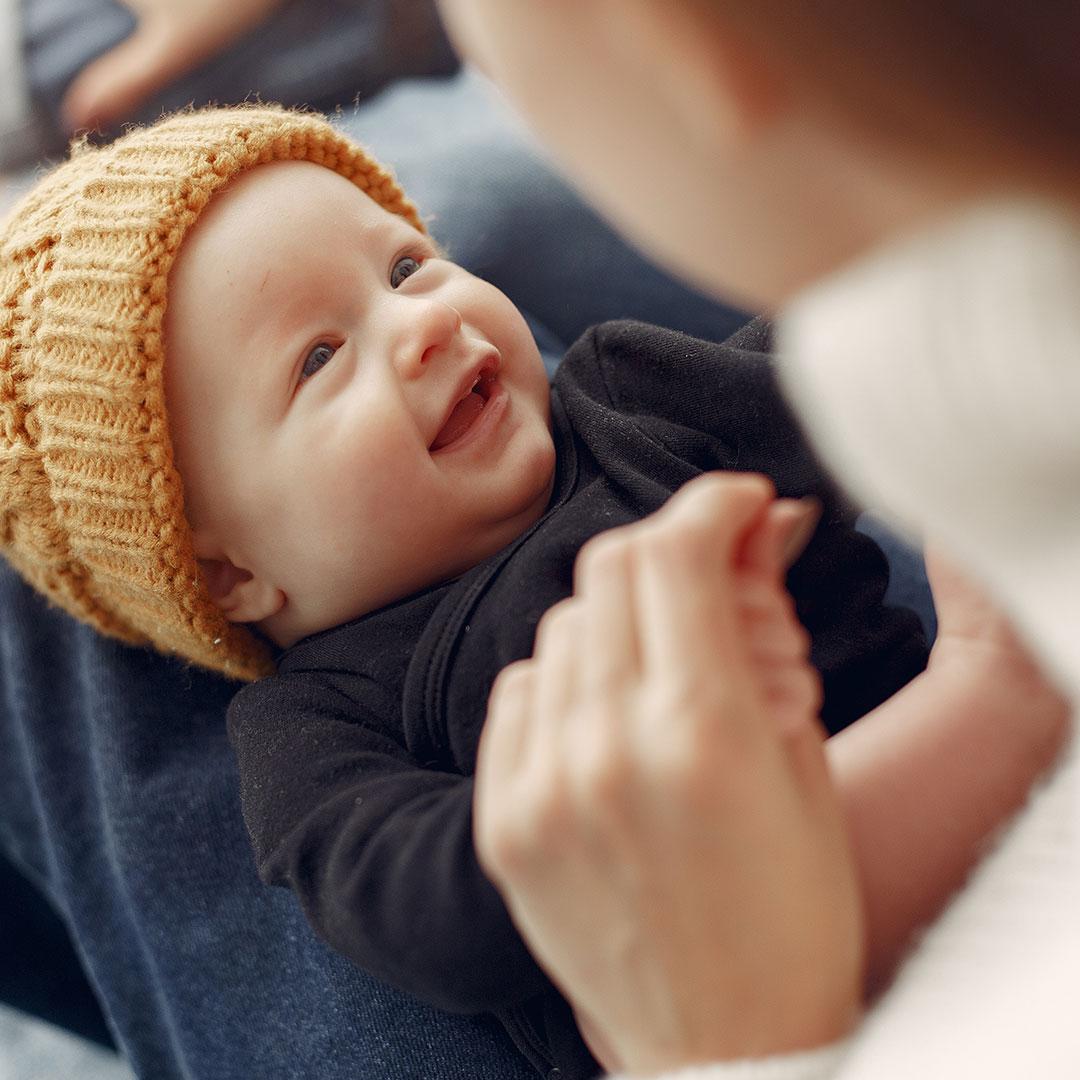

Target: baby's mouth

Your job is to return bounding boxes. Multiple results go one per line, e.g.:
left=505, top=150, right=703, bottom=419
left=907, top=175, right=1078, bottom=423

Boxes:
left=430, top=368, right=498, bottom=452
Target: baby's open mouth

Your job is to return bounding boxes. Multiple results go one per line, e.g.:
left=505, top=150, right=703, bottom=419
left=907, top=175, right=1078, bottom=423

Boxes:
left=430, top=369, right=498, bottom=452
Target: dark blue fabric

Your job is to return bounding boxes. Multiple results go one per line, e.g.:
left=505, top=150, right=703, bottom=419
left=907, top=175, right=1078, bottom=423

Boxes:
left=0, top=592, right=533, bottom=1079
left=0, top=848, right=114, bottom=1048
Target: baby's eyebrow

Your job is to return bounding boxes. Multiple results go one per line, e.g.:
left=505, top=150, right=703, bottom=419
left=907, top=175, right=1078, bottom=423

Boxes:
left=243, top=291, right=317, bottom=416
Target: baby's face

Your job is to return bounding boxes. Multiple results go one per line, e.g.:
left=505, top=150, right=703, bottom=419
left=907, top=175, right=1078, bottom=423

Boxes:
left=165, top=161, right=556, bottom=646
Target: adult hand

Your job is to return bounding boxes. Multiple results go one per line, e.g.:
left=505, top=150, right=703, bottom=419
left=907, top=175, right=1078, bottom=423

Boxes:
left=61, top=0, right=287, bottom=132
left=475, top=473, right=863, bottom=1076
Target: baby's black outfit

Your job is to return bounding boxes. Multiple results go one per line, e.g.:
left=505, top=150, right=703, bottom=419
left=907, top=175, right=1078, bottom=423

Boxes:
left=228, top=320, right=928, bottom=1079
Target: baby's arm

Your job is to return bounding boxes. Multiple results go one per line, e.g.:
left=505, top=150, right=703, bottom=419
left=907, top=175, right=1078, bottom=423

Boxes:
left=827, top=547, right=1070, bottom=993
left=710, top=514, right=1068, bottom=999
left=225, top=672, right=551, bottom=1013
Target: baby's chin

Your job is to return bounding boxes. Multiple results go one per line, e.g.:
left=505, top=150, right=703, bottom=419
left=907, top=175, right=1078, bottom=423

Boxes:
left=257, top=497, right=559, bottom=652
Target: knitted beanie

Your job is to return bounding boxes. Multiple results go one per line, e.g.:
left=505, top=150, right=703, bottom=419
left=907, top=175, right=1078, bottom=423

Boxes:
left=0, top=106, right=424, bottom=682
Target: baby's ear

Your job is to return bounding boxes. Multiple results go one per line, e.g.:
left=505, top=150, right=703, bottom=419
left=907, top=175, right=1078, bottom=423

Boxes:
left=192, top=532, right=284, bottom=624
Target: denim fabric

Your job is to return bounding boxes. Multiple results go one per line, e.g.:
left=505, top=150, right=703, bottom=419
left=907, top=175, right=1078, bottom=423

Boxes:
left=0, top=583, right=538, bottom=1080
left=0, top=848, right=114, bottom=1048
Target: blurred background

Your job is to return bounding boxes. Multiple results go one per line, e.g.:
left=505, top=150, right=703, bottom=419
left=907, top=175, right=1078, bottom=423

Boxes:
left=0, top=0, right=457, bottom=209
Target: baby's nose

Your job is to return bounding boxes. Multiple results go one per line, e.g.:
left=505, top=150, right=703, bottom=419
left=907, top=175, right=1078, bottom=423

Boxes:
left=394, top=298, right=463, bottom=377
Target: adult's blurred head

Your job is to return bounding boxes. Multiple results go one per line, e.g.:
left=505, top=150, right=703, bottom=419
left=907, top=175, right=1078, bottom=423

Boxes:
left=438, top=1, right=1079, bottom=309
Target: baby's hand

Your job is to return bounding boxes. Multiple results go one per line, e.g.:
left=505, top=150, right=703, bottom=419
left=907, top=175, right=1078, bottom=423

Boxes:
left=925, top=543, right=1069, bottom=754
left=927, top=544, right=1039, bottom=665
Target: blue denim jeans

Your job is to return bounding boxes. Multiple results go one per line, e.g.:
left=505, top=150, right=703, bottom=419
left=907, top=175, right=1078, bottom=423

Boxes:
left=0, top=69, right=769, bottom=1079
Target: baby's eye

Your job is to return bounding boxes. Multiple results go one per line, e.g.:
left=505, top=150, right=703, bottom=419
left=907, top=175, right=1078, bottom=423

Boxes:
left=300, top=342, right=337, bottom=383
left=390, top=255, right=422, bottom=289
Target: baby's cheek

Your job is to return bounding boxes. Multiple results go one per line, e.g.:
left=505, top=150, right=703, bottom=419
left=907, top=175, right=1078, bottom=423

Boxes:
left=342, top=423, right=430, bottom=524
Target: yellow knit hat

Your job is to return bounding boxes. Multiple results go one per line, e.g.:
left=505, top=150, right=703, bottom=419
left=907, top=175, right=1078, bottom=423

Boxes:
left=0, top=106, right=424, bottom=682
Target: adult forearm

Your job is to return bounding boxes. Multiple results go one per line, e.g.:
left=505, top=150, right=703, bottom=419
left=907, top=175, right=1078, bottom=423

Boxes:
left=826, top=649, right=1069, bottom=994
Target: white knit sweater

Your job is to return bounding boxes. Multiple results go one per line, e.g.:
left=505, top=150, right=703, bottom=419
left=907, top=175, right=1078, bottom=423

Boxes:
left=617, top=199, right=1080, bottom=1080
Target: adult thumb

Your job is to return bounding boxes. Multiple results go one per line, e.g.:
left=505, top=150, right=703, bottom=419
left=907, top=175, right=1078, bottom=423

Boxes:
left=61, top=23, right=184, bottom=132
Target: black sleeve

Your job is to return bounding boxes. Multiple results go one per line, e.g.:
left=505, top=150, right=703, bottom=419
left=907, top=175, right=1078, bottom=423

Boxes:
left=226, top=673, right=550, bottom=1014
left=560, top=319, right=929, bottom=731
left=556, top=318, right=790, bottom=476
left=787, top=504, right=928, bottom=734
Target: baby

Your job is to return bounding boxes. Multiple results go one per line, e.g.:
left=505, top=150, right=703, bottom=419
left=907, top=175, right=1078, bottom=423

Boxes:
left=0, top=107, right=930, bottom=1079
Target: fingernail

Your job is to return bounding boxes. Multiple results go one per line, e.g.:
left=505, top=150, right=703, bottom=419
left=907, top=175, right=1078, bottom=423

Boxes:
left=777, top=497, right=822, bottom=568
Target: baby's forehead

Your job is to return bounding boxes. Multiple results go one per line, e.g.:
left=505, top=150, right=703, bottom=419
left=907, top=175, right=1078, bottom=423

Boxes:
left=172, top=162, right=428, bottom=300
left=165, top=158, right=436, bottom=369
left=204, top=159, right=411, bottom=238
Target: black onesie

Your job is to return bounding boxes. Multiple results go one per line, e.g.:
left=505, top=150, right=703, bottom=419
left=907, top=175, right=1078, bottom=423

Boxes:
left=228, top=319, right=928, bottom=1079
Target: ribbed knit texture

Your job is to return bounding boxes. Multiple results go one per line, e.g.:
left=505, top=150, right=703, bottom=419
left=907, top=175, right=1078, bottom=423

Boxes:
left=0, top=106, right=423, bottom=681
left=609, top=1042, right=849, bottom=1080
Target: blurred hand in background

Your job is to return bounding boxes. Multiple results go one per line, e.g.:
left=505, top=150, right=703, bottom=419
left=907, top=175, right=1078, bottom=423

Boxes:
left=61, top=0, right=286, bottom=130
left=7, top=0, right=456, bottom=169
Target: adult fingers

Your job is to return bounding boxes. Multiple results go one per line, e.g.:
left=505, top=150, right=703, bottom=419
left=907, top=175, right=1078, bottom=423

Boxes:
left=475, top=660, right=538, bottom=878
left=574, top=528, right=643, bottom=696
left=635, top=472, right=773, bottom=684
left=61, top=0, right=287, bottom=131
left=742, top=497, right=822, bottom=578
left=533, top=597, right=585, bottom=726
left=62, top=23, right=180, bottom=131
